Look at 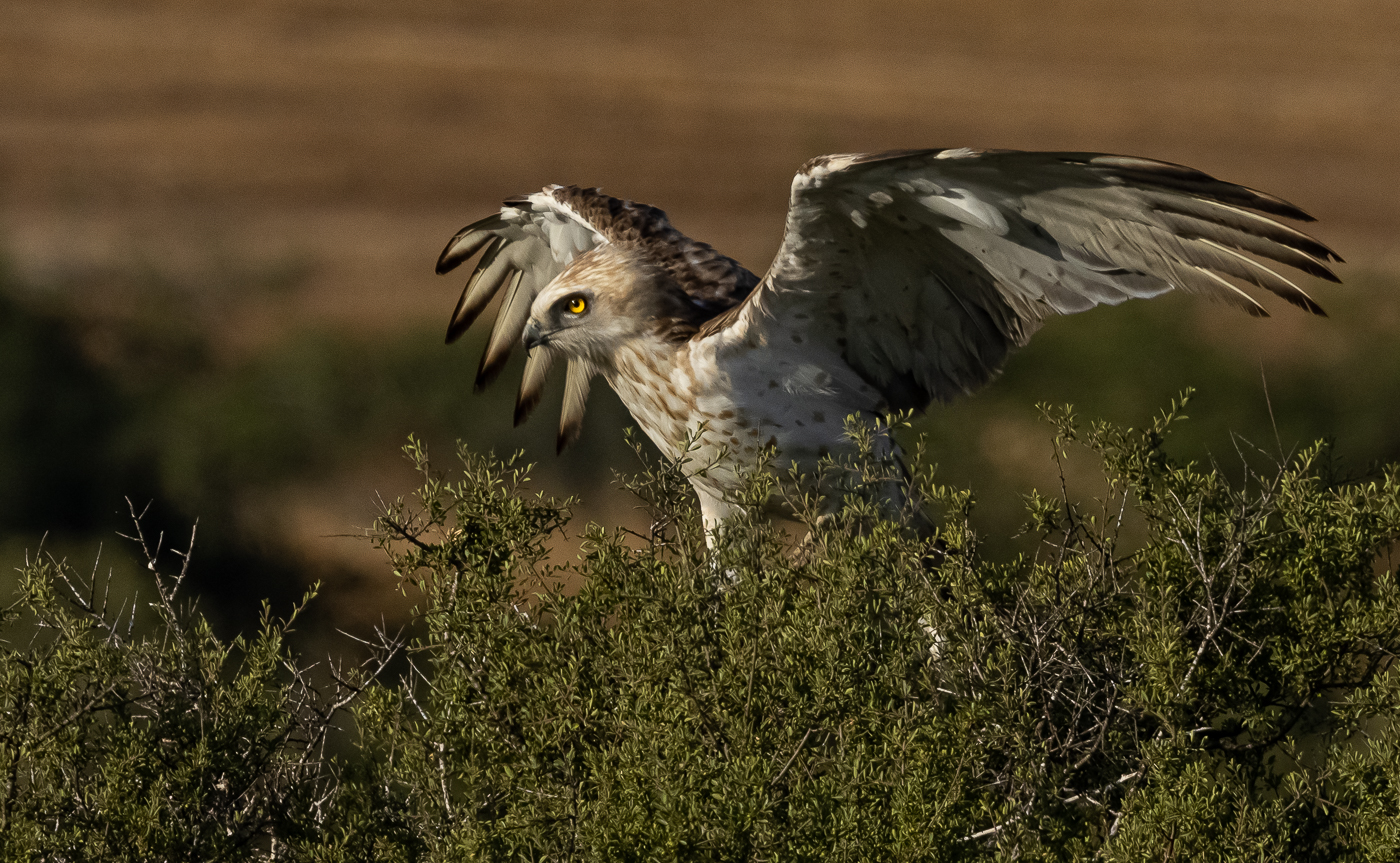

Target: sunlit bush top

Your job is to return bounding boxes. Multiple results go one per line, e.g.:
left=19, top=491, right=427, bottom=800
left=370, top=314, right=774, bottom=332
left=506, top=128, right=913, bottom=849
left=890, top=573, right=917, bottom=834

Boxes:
left=4, top=400, right=1400, bottom=861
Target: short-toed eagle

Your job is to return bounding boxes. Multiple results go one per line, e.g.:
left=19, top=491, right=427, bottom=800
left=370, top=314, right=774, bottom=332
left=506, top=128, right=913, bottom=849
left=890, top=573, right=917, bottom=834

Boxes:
left=437, top=149, right=1341, bottom=532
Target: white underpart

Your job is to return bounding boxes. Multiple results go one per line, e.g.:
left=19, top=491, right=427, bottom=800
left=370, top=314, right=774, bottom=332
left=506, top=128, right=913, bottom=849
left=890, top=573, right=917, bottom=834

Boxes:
left=782, top=363, right=840, bottom=397
left=602, top=309, right=890, bottom=544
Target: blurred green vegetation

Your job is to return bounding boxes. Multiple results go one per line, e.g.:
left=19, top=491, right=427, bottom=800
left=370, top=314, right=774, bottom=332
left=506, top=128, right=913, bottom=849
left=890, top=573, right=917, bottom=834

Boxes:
left=912, top=271, right=1400, bottom=543
left=0, top=254, right=641, bottom=635
left=0, top=253, right=1395, bottom=635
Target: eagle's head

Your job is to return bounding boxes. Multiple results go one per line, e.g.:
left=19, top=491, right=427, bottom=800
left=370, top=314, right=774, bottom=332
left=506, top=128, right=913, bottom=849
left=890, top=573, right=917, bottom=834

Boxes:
left=523, top=245, right=690, bottom=365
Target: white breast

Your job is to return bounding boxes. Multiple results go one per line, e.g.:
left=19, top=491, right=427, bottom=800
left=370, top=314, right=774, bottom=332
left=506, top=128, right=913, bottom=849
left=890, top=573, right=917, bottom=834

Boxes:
left=604, top=327, right=885, bottom=502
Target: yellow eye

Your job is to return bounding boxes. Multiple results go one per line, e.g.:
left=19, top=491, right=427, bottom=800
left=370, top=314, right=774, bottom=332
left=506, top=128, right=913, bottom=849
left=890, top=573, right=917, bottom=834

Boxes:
left=567, top=297, right=587, bottom=314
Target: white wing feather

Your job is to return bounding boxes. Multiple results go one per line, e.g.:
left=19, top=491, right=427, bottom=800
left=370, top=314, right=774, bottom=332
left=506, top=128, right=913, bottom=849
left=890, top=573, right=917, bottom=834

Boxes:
left=707, top=149, right=1339, bottom=409
left=436, top=187, right=608, bottom=445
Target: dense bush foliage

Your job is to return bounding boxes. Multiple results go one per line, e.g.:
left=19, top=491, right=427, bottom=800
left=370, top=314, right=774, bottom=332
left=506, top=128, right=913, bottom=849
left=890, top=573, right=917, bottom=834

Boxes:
left=0, top=514, right=363, bottom=859
left=5, top=263, right=1400, bottom=636
left=4, top=401, right=1400, bottom=860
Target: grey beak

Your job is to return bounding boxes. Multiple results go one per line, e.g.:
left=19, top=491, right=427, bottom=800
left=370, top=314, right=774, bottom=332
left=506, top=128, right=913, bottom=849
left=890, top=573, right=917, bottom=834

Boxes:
left=522, top=319, right=549, bottom=353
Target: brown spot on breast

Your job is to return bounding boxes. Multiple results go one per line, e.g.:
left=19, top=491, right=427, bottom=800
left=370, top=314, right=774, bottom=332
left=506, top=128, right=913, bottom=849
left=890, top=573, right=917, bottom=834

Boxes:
left=791, top=333, right=803, bottom=343
left=718, top=410, right=734, bottom=419
left=795, top=420, right=805, bottom=427
left=766, top=436, right=778, bottom=448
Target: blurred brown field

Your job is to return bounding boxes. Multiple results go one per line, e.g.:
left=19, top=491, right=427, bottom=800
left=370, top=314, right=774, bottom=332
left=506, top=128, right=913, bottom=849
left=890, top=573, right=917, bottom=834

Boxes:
left=1, top=0, right=1397, bottom=635
left=5, top=0, right=1397, bottom=321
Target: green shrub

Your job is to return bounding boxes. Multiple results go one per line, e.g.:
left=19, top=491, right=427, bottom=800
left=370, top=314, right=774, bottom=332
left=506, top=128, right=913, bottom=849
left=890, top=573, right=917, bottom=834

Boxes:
left=5, top=399, right=1400, bottom=860
left=0, top=513, right=371, bottom=861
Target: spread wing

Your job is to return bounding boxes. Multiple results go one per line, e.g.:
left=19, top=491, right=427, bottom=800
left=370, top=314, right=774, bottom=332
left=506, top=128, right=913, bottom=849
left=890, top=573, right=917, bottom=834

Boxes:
left=438, top=185, right=757, bottom=449
left=701, top=148, right=1342, bottom=410
left=437, top=186, right=610, bottom=450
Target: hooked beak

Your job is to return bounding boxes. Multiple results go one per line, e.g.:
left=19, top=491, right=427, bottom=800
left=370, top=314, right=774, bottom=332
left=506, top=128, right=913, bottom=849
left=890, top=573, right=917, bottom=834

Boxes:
left=522, top=319, right=551, bottom=354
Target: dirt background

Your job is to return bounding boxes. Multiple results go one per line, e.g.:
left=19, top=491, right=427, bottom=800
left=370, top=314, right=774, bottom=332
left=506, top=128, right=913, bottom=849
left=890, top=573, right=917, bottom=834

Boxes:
left=4, top=0, right=1397, bottom=327
left=1, top=0, right=1397, bottom=627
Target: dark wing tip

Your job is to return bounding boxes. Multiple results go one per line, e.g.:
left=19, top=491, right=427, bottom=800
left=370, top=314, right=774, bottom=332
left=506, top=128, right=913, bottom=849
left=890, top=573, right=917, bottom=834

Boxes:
left=1278, top=290, right=1328, bottom=317
left=1235, top=187, right=1317, bottom=223
left=444, top=238, right=516, bottom=347
left=514, top=391, right=541, bottom=427
left=1293, top=256, right=1343, bottom=283
left=435, top=244, right=460, bottom=275
left=444, top=276, right=496, bottom=345
left=474, top=351, right=510, bottom=392
left=1279, top=289, right=1328, bottom=317
left=1082, top=154, right=1321, bottom=223
left=436, top=222, right=497, bottom=274
left=556, top=421, right=583, bottom=454
left=445, top=302, right=479, bottom=344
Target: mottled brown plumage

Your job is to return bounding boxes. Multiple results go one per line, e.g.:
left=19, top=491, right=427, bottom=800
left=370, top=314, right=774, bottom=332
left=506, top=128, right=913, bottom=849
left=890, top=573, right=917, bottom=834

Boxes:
left=436, top=150, right=1342, bottom=535
left=542, top=186, right=759, bottom=318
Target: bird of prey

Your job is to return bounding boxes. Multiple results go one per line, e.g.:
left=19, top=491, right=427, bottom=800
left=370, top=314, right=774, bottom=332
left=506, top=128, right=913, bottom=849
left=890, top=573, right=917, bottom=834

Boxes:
left=436, top=149, right=1341, bottom=534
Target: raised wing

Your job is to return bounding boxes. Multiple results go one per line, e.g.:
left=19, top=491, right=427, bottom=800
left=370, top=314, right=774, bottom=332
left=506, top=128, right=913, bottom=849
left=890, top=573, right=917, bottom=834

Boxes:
left=438, top=185, right=759, bottom=449
left=703, top=149, right=1342, bottom=410
left=438, top=186, right=604, bottom=377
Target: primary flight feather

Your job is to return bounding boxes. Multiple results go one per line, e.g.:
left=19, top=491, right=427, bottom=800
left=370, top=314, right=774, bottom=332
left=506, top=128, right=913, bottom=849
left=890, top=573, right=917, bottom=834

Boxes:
left=436, top=148, right=1341, bottom=534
